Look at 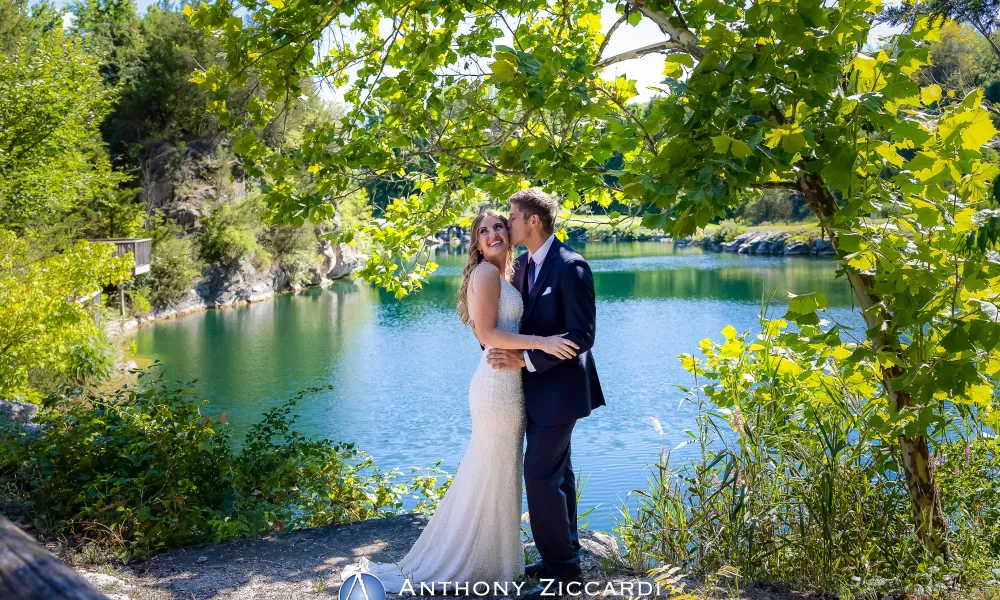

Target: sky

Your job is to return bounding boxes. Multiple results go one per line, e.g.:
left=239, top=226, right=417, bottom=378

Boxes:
left=57, top=0, right=903, bottom=103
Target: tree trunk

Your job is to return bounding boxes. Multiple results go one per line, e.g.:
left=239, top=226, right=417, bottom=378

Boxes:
left=796, top=170, right=950, bottom=557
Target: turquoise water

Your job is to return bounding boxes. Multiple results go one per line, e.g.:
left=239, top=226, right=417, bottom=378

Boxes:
left=133, top=242, right=860, bottom=531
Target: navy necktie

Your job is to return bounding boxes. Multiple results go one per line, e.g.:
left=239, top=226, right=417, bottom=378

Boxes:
left=527, top=258, right=536, bottom=295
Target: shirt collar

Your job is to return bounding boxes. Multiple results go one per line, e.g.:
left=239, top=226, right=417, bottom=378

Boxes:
left=528, top=233, right=556, bottom=267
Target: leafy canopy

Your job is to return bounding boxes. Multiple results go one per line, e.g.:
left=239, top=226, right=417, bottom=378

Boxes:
left=0, top=22, right=124, bottom=228
left=187, top=0, right=1000, bottom=555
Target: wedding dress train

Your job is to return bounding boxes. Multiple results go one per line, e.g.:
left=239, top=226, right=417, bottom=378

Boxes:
left=341, top=275, right=526, bottom=593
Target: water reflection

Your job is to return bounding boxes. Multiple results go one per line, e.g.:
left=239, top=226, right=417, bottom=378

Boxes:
left=134, top=243, right=859, bottom=531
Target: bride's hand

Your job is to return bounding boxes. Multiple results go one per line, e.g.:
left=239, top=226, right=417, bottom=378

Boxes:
left=536, top=333, right=579, bottom=359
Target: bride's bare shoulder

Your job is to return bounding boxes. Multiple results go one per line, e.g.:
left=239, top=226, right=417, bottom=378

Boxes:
left=473, top=261, right=501, bottom=280
left=470, top=262, right=503, bottom=300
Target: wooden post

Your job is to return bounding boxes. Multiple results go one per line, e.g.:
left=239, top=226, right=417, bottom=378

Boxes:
left=0, top=516, right=107, bottom=599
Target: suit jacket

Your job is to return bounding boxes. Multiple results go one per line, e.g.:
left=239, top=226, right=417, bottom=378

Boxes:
left=512, top=239, right=606, bottom=425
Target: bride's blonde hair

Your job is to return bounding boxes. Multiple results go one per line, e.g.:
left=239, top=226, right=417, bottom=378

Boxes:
left=457, top=210, right=514, bottom=325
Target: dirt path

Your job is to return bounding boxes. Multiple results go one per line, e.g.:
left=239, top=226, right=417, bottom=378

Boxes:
left=71, top=514, right=803, bottom=600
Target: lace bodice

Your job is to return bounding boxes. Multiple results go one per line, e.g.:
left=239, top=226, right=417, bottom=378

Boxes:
left=470, top=265, right=524, bottom=340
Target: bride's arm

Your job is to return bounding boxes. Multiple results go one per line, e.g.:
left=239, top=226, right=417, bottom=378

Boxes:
left=470, top=263, right=578, bottom=359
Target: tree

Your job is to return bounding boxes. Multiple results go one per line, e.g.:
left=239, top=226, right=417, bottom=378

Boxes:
left=0, top=231, right=132, bottom=402
left=0, top=0, right=62, bottom=54
left=916, top=21, right=996, bottom=95
left=188, top=0, right=1000, bottom=558
left=100, top=2, right=225, bottom=156
left=0, top=1, right=137, bottom=400
left=0, top=18, right=125, bottom=229
left=70, top=0, right=147, bottom=86
left=881, top=0, right=1000, bottom=60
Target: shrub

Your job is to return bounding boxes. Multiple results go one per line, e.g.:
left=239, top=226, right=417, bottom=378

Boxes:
left=128, top=290, right=152, bottom=316
left=711, top=218, right=746, bottom=244
left=147, top=237, right=202, bottom=308
left=199, top=198, right=264, bottom=267
left=0, top=369, right=445, bottom=560
left=26, top=334, right=117, bottom=399
left=616, top=310, right=1000, bottom=598
left=736, top=190, right=794, bottom=225
left=264, top=224, right=318, bottom=285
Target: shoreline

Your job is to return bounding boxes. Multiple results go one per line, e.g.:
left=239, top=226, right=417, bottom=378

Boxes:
left=107, top=275, right=354, bottom=336
left=111, top=232, right=835, bottom=338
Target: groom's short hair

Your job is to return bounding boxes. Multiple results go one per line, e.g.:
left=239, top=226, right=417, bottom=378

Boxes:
left=509, top=188, right=557, bottom=235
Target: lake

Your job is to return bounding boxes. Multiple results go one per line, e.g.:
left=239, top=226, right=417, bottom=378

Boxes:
left=133, top=242, right=860, bottom=532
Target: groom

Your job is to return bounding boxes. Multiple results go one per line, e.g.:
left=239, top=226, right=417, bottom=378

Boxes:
left=487, top=188, right=606, bottom=598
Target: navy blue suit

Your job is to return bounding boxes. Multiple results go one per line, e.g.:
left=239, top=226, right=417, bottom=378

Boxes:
left=512, top=239, right=605, bottom=578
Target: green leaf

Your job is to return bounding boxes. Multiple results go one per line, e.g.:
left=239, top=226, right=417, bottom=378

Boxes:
left=730, top=140, right=751, bottom=158
left=784, top=291, right=828, bottom=325
left=665, top=54, right=694, bottom=68
left=711, top=135, right=731, bottom=154
left=939, top=325, right=971, bottom=354
left=920, top=84, right=941, bottom=106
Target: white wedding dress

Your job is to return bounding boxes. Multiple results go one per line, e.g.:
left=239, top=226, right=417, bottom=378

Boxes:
left=341, top=273, right=527, bottom=593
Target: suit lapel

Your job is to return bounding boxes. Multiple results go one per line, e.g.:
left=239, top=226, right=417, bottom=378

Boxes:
left=523, top=240, right=561, bottom=319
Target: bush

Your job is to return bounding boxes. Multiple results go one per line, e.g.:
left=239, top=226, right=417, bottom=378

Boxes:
left=200, top=198, right=264, bottom=267
left=0, top=369, right=446, bottom=560
left=129, top=290, right=152, bottom=316
left=616, top=312, right=1000, bottom=598
left=26, top=334, right=116, bottom=399
left=147, top=237, right=202, bottom=308
left=264, top=224, right=318, bottom=285
left=736, top=190, right=794, bottom=225
left=711, top=218, right=746, bottom=243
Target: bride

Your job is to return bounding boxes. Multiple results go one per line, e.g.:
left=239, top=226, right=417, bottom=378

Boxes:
left=340, top=210, right=579, bottom=593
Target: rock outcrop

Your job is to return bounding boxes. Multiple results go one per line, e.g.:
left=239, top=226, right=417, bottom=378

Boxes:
left=139, top=138, right=248, bottom=230
left=116, top=138, right=359, bottom=330
left=0, top=400, right=40, bottom=432
left=121, top=241, right=358, bottom=329
left=695, top=230, right=836, bottom=257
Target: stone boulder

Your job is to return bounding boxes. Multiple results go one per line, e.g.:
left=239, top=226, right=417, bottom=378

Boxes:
left=0, top=400, right=37, bottom=425
left=318, top=239, right=358, bottom=281
left=784, top=239, right=811, bottom=255
left=812, top=238, right=835, bottom=256
left=198, top=260, right=276, bottom=307
left=0, top=400, right=40, bottom=433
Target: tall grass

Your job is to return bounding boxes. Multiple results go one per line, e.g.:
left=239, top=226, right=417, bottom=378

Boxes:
left=614, top=313, right=1000, bottom=598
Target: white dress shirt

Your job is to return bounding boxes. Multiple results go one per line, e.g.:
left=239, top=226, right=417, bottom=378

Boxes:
left=523, top=234, right=556, bottom=372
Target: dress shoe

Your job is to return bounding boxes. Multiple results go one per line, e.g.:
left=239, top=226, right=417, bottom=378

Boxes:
left=524, top=560, right=551, bottom=578
left=521, top=575, right=584, bottom=599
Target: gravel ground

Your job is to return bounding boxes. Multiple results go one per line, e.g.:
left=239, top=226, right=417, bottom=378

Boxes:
left=63, top=514, right=808, bottom=600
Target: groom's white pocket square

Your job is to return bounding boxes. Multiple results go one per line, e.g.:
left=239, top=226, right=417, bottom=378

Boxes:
left=541, top=286, right=552, bottom=296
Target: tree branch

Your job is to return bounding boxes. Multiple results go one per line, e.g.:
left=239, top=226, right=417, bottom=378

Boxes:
left=596, top=13, right=628, bottom=64
left=595, top=41, right=686, bottom=68
left=746, top=181, right=801, bottom=190
left=624, top=0, right=704, bottom=58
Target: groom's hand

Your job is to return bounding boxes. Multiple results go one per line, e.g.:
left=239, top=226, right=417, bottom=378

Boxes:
left=487, top=348, right=525, bottom=370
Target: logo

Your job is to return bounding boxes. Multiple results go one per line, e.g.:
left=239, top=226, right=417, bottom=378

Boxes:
left=340, top=573, right=386, bottom=600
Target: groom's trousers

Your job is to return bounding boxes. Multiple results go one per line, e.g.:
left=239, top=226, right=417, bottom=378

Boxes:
left=524, top=416, right=582, bottom=578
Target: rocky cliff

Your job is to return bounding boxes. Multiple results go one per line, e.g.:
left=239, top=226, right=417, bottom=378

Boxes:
left=122, top=137, right=358, bottom=327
